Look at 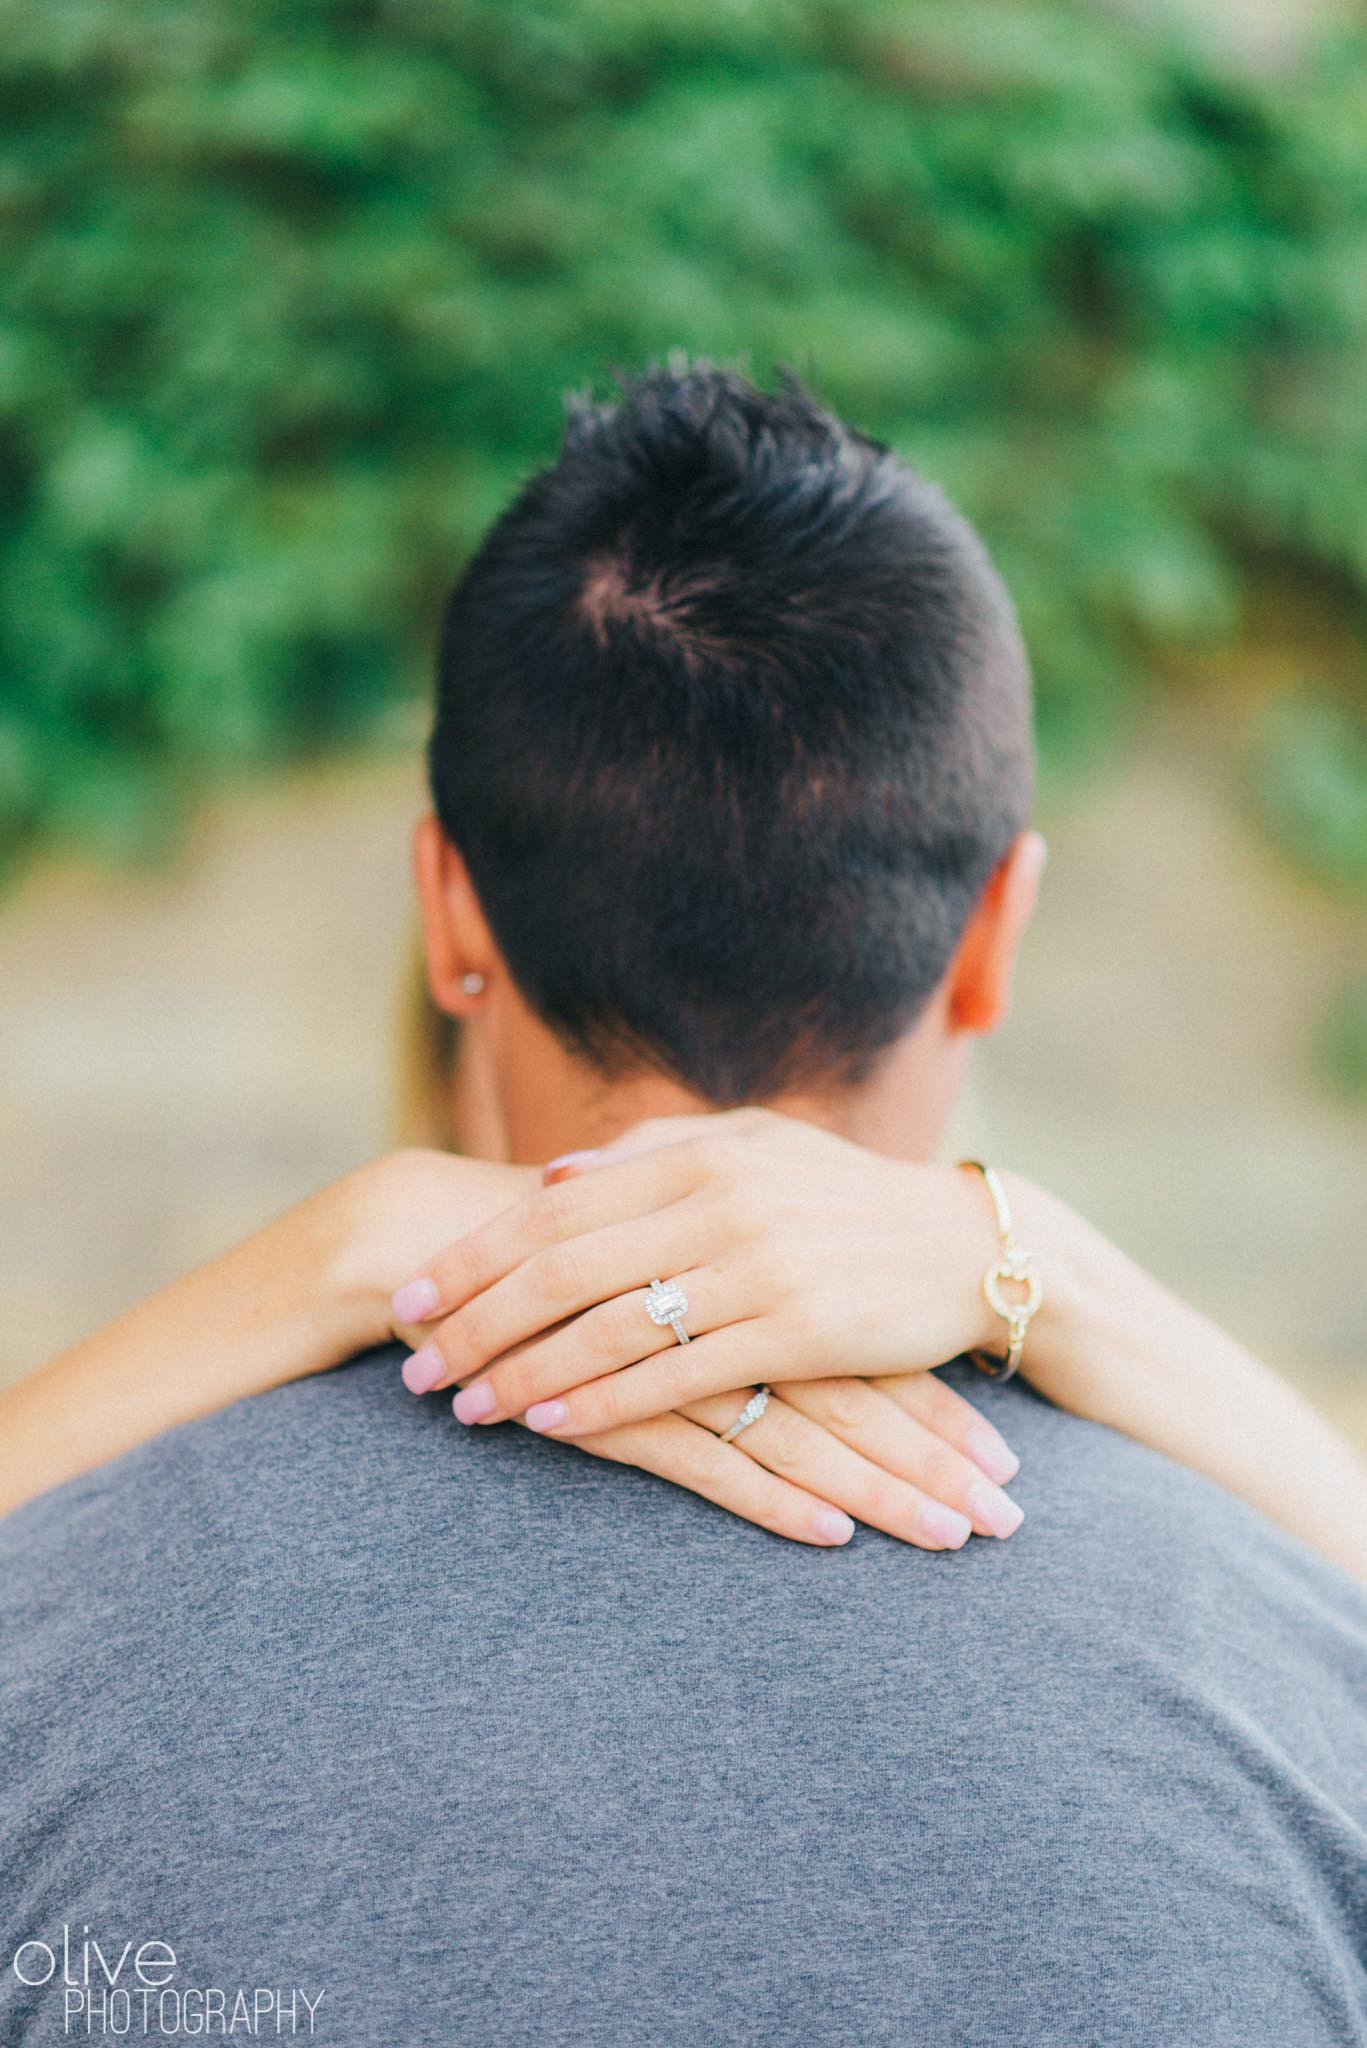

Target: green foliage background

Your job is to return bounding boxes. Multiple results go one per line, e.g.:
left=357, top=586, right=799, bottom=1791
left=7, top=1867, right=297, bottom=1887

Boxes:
left=1, top=0, right=1365, bottom=875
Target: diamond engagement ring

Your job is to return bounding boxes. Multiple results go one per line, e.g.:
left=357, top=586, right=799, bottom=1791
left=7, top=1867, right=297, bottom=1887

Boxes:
left=645, top=1277, right=691, bottom=1346
left=720, top=1386, right=771, bottom=1444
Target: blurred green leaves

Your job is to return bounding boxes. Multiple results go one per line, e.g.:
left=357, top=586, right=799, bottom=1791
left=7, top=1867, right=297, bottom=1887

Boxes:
left=1318, top=971, right=1367, bottom=1100
left=1251, top=692, right=1367, bottom=895
left=0, top=0, right=1364, bottom=868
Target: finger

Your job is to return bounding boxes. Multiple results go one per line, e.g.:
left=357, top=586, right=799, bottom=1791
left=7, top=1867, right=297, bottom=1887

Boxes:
left=541, top=1109, right=772, bottom=1183
left=448, top=1261, right=748, bottom=1422
left=775, top=1379, right=1024, bottom=1539
left=875, top=1370, right=1021, bottom=1486
left=516, top=1317, right=775, bottom=1438
left=389, top=1140, right=715, bottom=1325
left=573, top=1411, right=856, bottom=1547
left=401, top=1201, right=727, bottom=1396
left=679, top=1391, right=975, bottom=1551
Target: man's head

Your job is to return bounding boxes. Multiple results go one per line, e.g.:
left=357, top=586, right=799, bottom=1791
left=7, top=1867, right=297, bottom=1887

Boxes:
left=416, top=356, right=1040, bottom=1156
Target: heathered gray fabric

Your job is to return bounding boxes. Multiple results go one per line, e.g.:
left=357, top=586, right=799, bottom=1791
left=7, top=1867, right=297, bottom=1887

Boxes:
left=2, top=1347, right=1366, bottom=2047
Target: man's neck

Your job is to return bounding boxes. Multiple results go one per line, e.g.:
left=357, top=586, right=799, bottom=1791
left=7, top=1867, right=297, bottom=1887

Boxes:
left=448, top=995, right=966, bottom=1167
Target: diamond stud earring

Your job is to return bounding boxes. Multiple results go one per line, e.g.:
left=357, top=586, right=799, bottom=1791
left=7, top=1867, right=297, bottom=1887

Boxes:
left=460, top=972, right=485, bottom=996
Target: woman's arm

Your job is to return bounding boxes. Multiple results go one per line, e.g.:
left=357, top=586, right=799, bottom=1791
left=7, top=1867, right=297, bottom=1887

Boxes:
left=0, top=1154, right=529, bottom=1518
left=1005, top=1173, right=1367, bottom=1579
left=389, top=1110, right=1367, bottom=1581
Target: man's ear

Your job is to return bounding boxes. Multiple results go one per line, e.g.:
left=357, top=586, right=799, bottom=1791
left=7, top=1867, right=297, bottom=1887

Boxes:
left=412, top=815, right=498, bottom=1016
left=946, top=829, right=1047, bottom=1035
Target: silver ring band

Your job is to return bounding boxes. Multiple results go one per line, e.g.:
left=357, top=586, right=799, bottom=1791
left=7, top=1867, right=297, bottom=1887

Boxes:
left=645, top=1276, right=691, bottom=1347
left=720, top=1385, right=771, bottom=1444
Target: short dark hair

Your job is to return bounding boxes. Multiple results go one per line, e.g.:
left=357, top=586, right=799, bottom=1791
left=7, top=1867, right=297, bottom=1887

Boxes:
left=429, top=356, right=1033, bottom=1104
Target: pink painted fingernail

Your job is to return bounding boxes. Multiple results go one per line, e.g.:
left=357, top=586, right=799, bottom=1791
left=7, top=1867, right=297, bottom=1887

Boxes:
left=541, top=1149, right=602, bottom=1182
left=918, top=1503, right=973, bottom=1549
left=452, top=1382, right=497, bottom=1425
left=966, top=1427, right=1020, bottom=1486
left=525, top=1399, right=569, bottom=1433
left=401, top=1344, right=444, bottom=1395
left=391, top=1278, right=440, bottom=1323
left=811, top=1507, right=856, bottom=1545
left=966, top=1481, right=1024, bottom=1539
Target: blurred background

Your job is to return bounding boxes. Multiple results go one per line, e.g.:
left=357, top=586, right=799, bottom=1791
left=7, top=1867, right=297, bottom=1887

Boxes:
left=0, top=1, right=1363, bottom=1436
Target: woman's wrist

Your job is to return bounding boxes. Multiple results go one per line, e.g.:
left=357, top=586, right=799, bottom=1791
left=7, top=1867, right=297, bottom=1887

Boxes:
left=187, top=1167, right=403, bottom=1398
left=990, top=1170, right=1226, bottom=1423
left=326, top=1146, right=539, bottom=1354
left=984, top=1172, right=1097, bottom=1399
left=321, top=1156, right=419, bottom=1357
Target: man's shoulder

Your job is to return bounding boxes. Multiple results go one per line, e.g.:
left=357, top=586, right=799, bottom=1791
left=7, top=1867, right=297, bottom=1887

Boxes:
left=4, top=1357, right=1366, bottom=2048
left=0, top=1343, right=656, bottom=1650
left=5, top=1351, right=1364, bottom=1646
left=0, top=1350, right=412, bottom=1647
left=7, top=1351, right=1365, bottom=1788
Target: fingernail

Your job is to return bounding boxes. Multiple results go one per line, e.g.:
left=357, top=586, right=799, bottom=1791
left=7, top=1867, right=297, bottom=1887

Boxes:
left=452, top=1382, right=497, bottom=1425
left=966, top=1481, right=1024, bottom=1539
left=918, top=1503, right=973, bottom=1549
left=541, top=1149, right=602, bottom=1183
left=966, top=1427, right=1020, bottom=1485
left=391, top=1277, right=440, bottom=1323
left=401, top=1344, right=444, bottom=1395
left=811, top=1507, right=856, bottom=1545
left=525, top=1399, right=569, bottom=1433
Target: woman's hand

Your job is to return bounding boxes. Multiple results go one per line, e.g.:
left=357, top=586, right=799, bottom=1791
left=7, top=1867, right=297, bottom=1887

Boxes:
left=386, top=1111, right=1367, bottom=1582
left=0, top=1142, right=1016, bottom=1545
left=390, top=1110, right=1012, bottom=1436
left=576, top=1371, right=1021, bottom=1549
left=347, top=1146, right=1026, bottom=1551
left=382, top=1111, right=1027, bottom=1542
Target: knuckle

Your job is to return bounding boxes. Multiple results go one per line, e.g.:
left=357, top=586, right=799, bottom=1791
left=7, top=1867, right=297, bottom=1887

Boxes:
left=666, top=1437, right=714, bottom=1489
left=584, top=1382, right=623, bottom=1433
left=566, top=1367, right=622, bottom=1429
left=899, top=1375, right=959, bottom=1428
left=751, top=1403, right=806, bottom=1475
left=446, top=1304, right=491, bottom=1369
left=485, top=1359, right=528, bottom=1413
left=653, top=1344, right=699, bottom=1403
left=598, top=1291, right=648, bottom=1359
left=431, top=1240, right=476, bottom=1300
left=814, top=1381, right=869, bottom=1436
left=530, top=1181, right=580, bottom=1243
left=535, top=1242, right=587, bottom=1306
left=801, top=1302, right=846, bottom=1360
left=854, top=1477, right=904, bottom=1529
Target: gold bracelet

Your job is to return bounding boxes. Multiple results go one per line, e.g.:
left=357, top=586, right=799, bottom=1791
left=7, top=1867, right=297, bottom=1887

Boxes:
left=957, top=1160, right=1042, bottom=1384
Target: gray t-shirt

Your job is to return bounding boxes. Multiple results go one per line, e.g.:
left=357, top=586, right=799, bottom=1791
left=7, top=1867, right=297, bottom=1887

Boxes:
left=3, top=1348, right=1366, bottom=2047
